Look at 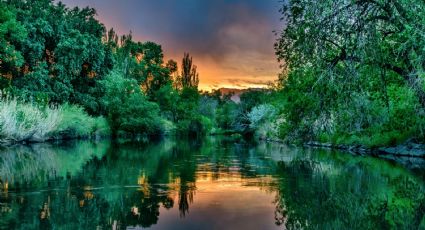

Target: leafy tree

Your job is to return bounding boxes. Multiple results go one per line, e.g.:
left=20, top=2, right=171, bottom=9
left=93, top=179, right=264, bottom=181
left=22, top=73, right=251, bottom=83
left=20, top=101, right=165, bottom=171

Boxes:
left=198, top=95, right=218, bottom=121
left=240, top=90, right=267, bottom=114
left=154, top=83, right=179, bottom=121
left=216, top=100, right=241, bottom=131
left=248, top=104, right=277, bottom=129
left=175, top=87, right=199, bottom=122
left=166, top=59, right=179, bottom=89
left=0, top=2, right=27, bottom=88
left=275, top=0, right=425, bottom=144
left=114, top=36, right=171, bottom=101
left=139, top=41, right=171, bottom=98
left=101, top=70, right=163, bottom=137
left=177, top=53, right=199, bottom=89
left=173, top=87, right=213, bottom=136
left=1, top=0, right=114, bottom=114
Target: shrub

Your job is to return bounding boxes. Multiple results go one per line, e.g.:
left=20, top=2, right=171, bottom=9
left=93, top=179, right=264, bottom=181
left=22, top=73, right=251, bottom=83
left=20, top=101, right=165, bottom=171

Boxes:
left=216, top=101, right=241, bottom=131
left=53, top=104, right=95, bottom=139
left=176, top=116, right=212, bottom=136
left=248, top=104, right=277, bottom=129
left=0, top=98, right=60, bottom=143
left=101, top=70, right=164, bottom=137
left=0, top=97, right=110, bottom=143
left=198, top=96, right=218, bottom=120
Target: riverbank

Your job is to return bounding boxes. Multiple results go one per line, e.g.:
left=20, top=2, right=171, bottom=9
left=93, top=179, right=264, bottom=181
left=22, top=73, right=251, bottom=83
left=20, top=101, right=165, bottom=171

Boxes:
left=0, top=99, right=110, bottom=145
left=258, top=134, right=425, bottom=158
left=304, top=141, right=425, bottom=158
left=258, top=137, right=425, bottom=174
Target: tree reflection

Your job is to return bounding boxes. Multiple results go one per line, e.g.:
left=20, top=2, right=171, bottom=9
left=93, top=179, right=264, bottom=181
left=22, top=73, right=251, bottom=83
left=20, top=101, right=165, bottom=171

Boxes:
left=1, top=139, right=425, bottom=229
left=122, top=188, right=173, bottom=227
left=178, top=181, right=195, bottom=217
left=272, top=150, right=425, bottom=229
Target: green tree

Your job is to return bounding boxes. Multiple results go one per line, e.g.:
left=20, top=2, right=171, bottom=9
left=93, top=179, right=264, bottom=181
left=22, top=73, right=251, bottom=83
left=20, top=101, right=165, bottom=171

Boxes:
left=0, top=2, right=27, bottom=88
left=101, top=70, right=163, bottom=137
left=177, top=53, right=199, bottom=89
left=166, top=59, right=179, bottom=89
left=2, top=0, right=114, bottom=113
left=114, top=36, right=171, bottom=101
left=275, top=0, right=425, bottom=144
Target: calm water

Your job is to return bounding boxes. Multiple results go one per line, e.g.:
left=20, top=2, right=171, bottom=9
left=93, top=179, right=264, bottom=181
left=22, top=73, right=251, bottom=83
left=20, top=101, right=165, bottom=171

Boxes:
left=0, top=137, right=424, bottom=230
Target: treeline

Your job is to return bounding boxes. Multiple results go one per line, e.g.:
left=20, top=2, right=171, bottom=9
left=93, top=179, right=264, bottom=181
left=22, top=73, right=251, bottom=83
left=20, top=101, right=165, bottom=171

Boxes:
left=0, top=0, right=223, bottom=143
left=208, top=0, right=425, bottom=147
left=0, top=0, right=280, bottom=143
left=1, top=0, right=423, bottom=147
left=193, top=0, right=425, bottom=148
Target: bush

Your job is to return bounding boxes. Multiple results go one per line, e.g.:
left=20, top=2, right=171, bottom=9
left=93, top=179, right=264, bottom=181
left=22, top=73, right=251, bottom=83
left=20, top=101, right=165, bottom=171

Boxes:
left=198, top=96, right=218, bottom=121
left=53, top=104, right=110, bottom=139
left=176, top=116, right=212, bottom=136
left=216, top=101, right=241, bottom=131
left=0, top=98, right=60, bottom=143
left=247, top=104, right=279, bottom=139
left=248, top=104, right=277, bottom=129
left=101, top=70, right=165, bottom=137
left=161, top=119, right=177, bottom=135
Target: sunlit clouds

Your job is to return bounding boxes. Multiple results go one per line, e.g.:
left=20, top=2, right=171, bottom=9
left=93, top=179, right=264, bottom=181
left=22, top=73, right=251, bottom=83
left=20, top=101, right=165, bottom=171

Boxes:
left=59, top=0, right=282, bottom=90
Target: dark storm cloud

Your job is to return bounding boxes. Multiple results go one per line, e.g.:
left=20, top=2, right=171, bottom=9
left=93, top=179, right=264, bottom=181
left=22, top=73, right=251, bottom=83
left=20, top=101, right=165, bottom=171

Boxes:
left=59, top=0, right=283, bottom=89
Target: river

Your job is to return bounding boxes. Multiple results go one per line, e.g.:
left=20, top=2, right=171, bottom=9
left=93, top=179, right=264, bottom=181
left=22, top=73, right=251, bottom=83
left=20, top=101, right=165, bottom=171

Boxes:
left=0, top=137, right=424, bottom=229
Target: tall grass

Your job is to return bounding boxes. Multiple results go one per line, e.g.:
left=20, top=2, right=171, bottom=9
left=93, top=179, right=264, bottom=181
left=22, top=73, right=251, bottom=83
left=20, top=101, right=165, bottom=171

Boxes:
left=0, top=97, right=110, bottom=144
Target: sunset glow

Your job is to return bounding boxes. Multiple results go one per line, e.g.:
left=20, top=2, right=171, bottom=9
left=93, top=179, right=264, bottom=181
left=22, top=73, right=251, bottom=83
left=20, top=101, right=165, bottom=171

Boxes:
left=59, top=0, right=282, bottom=90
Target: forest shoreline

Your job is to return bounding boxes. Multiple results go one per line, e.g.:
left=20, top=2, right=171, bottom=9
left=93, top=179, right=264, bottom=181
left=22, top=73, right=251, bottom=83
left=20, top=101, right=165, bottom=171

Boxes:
left=260, top=137, right=425, bottom=159
left=3, top=131, right=424, bottom=161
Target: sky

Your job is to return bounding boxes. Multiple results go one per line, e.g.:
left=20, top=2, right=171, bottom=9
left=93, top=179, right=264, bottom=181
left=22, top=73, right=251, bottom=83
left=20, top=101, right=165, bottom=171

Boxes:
left=60, top=0, right=283, bottom=90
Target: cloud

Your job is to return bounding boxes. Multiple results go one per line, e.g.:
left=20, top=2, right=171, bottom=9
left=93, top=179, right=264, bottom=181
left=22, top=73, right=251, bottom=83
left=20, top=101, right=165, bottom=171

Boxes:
left=59, top=0, right=283, bottom=90
left=226, top=78, right=274, bottom=87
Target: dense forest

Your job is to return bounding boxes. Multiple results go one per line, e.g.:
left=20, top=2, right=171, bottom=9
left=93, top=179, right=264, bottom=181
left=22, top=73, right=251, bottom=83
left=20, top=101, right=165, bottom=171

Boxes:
left=0, top=0, right=424, bottom=148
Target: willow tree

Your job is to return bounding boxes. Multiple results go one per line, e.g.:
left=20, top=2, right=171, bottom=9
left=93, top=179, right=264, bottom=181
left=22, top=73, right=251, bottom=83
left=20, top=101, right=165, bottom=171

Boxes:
left=277, top=0, right=424, bottom=103
left=275, top=0, right=425, bottom=142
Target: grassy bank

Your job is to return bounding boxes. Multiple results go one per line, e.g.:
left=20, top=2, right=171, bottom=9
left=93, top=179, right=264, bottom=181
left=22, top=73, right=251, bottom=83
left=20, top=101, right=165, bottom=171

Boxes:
left=0, top=98, right=110, bottom=144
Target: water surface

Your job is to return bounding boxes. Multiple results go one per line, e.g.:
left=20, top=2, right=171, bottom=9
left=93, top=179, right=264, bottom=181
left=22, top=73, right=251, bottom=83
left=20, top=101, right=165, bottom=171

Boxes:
left=0, top=137, right=424, bottom=229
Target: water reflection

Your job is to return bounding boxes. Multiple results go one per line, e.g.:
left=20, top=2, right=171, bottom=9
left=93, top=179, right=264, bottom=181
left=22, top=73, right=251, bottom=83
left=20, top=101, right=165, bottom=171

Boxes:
left=0, top=137, right=424, bottom=229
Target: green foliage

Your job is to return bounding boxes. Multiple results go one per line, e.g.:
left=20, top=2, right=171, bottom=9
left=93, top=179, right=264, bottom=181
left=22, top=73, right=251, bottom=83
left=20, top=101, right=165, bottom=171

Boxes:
left=52, top=104, right=110, bottom=139
left=240, top=90, right=266, bottom=112
left=274, top=0, right=425, bottom=146
left=198, top=96, right=218, bottom=122
left=0, top=0, right=216, bottom=141
left=0, top=3, right=27, bottom=82
left=101, top=70, right=164, bottom=137
left=113, top=36, right=171, bottom=101
left=216, top=100, right=241, bottom=131
left=176, top=115, right=212, bottom=136
left=0, top=0, right=113, bottom=113
left=177, top=53, right=199, bottom=89
left=0, top=96, right=109, bottom=143
left=248, top=104, right=276, bottom=129
left=248, top=104, right=280, bottom=139
left=0, top=97, right=60, bottom=143
left=154, top=83, right=179, bottom=121
left=174, top=87, right=205, bottom=135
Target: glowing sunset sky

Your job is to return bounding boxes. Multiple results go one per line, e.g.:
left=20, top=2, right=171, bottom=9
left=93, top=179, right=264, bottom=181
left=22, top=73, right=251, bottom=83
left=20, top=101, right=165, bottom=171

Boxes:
left=60, top=0, right=283, bottom=90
